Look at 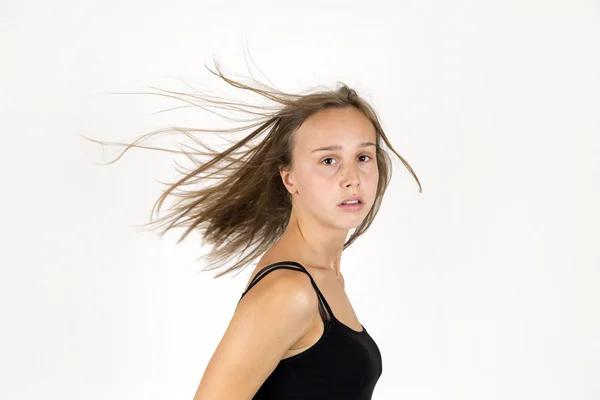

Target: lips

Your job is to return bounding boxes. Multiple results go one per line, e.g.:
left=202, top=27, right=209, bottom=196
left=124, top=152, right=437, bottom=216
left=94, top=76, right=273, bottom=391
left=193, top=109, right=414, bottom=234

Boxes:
left=339, top=195, right=363, bottom=205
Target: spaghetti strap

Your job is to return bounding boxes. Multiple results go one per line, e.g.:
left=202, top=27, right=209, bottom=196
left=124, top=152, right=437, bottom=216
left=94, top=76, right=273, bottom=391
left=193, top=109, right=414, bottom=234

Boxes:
left=237, top=261, right=382, bottom=399
left=239, top=261, right=335, bottom=323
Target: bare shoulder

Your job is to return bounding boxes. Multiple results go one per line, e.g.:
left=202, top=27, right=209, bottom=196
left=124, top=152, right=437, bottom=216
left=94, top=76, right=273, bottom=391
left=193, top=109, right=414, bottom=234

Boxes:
left=243, top=266, right=318, bottom=305
left=192, top=267, right=318, bottom=400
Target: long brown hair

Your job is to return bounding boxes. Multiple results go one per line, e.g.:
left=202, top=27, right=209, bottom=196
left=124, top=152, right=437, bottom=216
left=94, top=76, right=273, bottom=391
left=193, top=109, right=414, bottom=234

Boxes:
left=84, top=58, right=422, bottom=279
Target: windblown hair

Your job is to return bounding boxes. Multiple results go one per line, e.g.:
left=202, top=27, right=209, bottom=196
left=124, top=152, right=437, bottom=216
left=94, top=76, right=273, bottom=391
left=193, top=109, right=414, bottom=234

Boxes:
left=85, top=60, right=422, bottom=279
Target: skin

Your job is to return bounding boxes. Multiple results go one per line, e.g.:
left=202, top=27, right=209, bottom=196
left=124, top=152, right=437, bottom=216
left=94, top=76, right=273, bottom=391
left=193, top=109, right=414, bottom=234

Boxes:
left=193, top=106, right=379, bottom=399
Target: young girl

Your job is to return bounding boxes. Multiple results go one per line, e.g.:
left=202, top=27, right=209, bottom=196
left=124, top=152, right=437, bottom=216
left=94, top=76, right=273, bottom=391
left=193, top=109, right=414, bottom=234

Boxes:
left=92, top=61, right=421, bottom=399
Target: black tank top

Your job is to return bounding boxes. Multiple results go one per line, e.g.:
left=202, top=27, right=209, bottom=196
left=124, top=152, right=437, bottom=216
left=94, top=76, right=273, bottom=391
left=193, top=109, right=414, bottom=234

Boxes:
left=238, top=261, right=383, bottom=399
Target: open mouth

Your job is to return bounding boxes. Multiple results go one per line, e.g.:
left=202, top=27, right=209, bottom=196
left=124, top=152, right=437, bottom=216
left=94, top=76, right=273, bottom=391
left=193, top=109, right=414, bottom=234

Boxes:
left=338, top=200, right=364, bottom=210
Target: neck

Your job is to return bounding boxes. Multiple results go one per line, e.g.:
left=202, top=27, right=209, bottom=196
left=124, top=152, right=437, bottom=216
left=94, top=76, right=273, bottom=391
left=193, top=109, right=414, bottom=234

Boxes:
left=277, top=209, right=348, bottom=277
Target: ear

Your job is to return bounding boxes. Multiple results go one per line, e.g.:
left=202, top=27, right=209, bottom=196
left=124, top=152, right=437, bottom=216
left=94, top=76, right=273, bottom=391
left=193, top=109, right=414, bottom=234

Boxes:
left=279, top=165, right=297, bottom=195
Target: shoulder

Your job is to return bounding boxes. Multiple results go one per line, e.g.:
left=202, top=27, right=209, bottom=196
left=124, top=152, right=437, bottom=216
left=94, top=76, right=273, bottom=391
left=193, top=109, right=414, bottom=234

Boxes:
left=194, top=266, right=318, bottom=398
left=241, top=266, right=319, bottom=314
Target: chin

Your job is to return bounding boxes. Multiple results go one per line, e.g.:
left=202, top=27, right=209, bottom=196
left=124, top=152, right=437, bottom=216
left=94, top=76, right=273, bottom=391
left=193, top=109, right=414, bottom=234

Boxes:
left=337, top=213, right=367, bottom=229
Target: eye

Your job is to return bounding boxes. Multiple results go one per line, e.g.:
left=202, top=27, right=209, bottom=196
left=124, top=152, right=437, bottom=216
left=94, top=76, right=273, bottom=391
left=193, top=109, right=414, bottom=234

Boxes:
left=320, top=154, right=373, bottom=165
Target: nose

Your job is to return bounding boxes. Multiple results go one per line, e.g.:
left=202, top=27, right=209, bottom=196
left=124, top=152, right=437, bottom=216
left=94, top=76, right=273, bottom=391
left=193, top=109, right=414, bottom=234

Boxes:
left=341, top=164, right=360, bottom=188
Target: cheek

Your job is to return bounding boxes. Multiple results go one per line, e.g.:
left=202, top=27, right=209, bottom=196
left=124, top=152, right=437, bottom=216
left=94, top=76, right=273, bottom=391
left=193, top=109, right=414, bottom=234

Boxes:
left=362, top=163, right=378, bottom=180
left=299, top=171, right=336, bottom=206
left=305, top=165, right=334, bottom=185
left=296, top=168, right=328, bottom=196
left=363, top=165, right=379, bottom=193
left=370, top=166, right=380, bottom=183
left=308, top=174, right=335, bottom=198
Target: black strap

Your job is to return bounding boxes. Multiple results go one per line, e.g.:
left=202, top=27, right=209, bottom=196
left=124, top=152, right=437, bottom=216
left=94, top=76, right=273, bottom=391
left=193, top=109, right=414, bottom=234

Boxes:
left=239, top=261, right=334, bottom=322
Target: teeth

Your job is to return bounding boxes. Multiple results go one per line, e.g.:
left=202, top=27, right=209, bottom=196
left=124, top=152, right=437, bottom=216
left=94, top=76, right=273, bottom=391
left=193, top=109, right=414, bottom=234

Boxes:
left=343, top=200, right=359, bottom=204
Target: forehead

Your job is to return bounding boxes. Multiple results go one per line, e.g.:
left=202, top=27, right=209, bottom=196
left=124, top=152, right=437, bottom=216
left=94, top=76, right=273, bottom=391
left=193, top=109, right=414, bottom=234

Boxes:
left=293, top=107, right=376, bottom=152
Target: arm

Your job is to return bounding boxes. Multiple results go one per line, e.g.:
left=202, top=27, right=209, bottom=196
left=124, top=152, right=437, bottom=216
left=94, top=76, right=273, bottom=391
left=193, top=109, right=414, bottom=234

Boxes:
left=192, top=270, right=318, bottom=400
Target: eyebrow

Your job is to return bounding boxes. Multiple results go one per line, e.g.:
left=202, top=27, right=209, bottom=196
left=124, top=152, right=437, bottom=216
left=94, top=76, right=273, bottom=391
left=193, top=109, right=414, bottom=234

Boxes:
left=311, top=142, right=376, bottom=153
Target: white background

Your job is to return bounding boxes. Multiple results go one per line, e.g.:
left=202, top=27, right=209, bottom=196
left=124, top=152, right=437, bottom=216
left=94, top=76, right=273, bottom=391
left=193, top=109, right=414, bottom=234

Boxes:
left=1, top=0, right=599, bottom=399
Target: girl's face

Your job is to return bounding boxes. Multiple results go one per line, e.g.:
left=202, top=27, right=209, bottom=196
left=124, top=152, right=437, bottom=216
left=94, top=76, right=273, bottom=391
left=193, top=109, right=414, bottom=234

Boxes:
left=280, top=106, right=379, bottom=230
